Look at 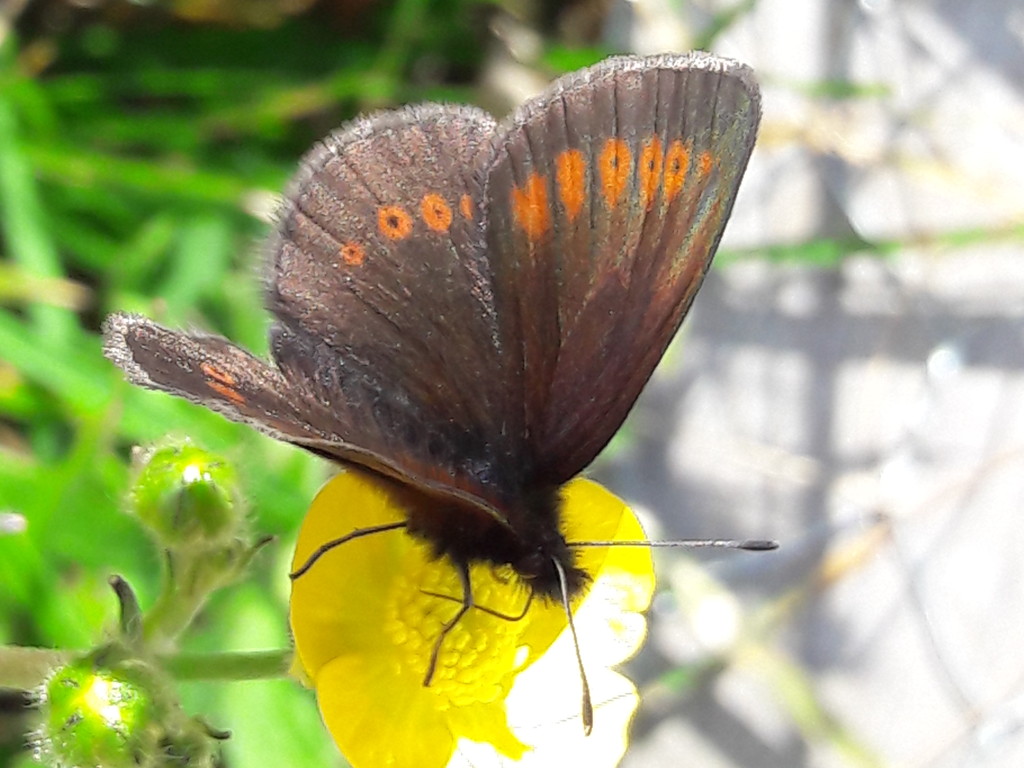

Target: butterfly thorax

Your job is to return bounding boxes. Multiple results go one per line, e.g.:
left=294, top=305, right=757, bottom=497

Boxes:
left=396, top=482, right=589, bottom=602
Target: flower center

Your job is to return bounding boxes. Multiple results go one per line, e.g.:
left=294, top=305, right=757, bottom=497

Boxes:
left=384, top=554, right=532, bottom=710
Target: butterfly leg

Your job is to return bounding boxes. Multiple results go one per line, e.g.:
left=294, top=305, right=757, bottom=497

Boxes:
left=423, top=561, right=475, bottom=686
left=289, top=521, right=407, bottom=579
left=420, top=587, right=534, bottom=622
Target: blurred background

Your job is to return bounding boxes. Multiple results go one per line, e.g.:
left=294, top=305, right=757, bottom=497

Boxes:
left=1, top=0, right=1022, bottom=766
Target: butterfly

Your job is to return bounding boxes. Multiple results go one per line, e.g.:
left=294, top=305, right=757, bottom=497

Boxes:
left=104, top=50, right=761, bottom=622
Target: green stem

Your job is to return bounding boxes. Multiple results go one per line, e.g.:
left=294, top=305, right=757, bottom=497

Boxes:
left=142, top=552, right=210, bottom=647
left=0, top=645, right=294, bottom=689
left=160, top=649, right=293, bottom=681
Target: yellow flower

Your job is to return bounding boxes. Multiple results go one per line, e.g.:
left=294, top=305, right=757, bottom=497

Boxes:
left=289, top=469, right=654, bottom=768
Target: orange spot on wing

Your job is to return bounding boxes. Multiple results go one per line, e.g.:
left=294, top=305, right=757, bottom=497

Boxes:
left=698, top=150, right=714, bottom=178
left=208, top=381, right=246, bottom=405
left=200, top=363, right=245, bottom=405
left=639, top=136, right=663, bottom=209
left=340, top=242, right=366, bottom=266
left=599, top=138, right=631, bottom=208
left=200, top=362, right=236, bottom=386
left=511, top=173, right=551, bottom=240
left=664, top=140, right=691, bottom=202
left=555, top=149, right=586, bottom=220
left=421, top=194, right=453, bottom=232
left=460, top=194, right=473, bottom=220
left=378, top=206, right=414, bottom=240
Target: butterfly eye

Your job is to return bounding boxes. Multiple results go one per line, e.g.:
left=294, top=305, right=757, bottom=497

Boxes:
left=515, top=551, right=549, bottom=582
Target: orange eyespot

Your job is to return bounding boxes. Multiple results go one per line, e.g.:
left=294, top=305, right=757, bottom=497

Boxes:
left=421, top=194, right=453, bottom=232
left=511, top=173, right=551, bottom=240
left=340, top=242, right=366, bottom=266
left=664, top=140, right=690, bottom=202
left=698, top=150, right=714, bottom=178
left=555, top=149, right=586, bottom=220
left=378, top=206, right=414, bottom=240
left=639, top=136, right=663, bottom=209
left=599, top=138, right=631, bottom=208
left=459, top=194, right=473, bottom=220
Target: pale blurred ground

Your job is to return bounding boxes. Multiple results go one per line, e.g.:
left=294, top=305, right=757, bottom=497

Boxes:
left=582, top=1, right=1024, bottom=767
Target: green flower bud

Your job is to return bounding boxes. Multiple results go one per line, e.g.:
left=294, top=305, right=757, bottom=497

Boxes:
left=40, top=658, right=158, bottom=768
left=131, top=444, right=241, bottom=546
left=37, top=651, right=223, bottom=768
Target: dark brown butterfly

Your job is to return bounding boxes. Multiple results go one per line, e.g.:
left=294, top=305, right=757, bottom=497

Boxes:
left=104, top=52, right=761, bottom=610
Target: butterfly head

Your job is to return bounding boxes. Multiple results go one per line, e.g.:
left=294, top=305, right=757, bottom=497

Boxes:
left=501, top=484, right=591, bottom=603
left=512, top=537, right=590, bottom=603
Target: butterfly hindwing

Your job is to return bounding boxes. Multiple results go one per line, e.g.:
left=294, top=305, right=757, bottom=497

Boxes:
left=482, top=52, right=761, bottom=484
left=104, top=313, right=327, bottom=444
left=103, top=314, right=496, bottom=508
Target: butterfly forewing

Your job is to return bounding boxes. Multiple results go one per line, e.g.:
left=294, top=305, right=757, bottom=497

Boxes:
left=264, top=103, right=534, bottom=509
left=483, top=53, right=761, bottom=484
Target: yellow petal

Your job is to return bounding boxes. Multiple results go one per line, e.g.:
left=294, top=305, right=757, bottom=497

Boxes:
left=290, top=472, right=410, bottom=679
left=317, top=652, right=455, bottom=768
left=289, top=469, right=656, bottom=768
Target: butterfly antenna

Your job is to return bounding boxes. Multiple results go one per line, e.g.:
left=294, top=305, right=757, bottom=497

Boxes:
left=553, top=557, right=593, bottom=735
left=569, top=538, right=778, bottom=551
left=289, top=521, right=407, bottom=579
